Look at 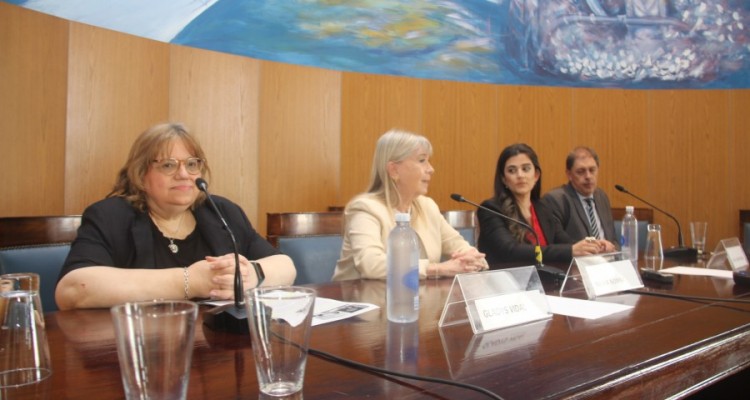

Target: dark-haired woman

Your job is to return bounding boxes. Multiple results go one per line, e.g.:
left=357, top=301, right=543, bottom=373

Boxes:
left=477, top=143, right=608, bottom=266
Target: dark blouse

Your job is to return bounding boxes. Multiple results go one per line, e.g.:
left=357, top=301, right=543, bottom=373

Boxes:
left=150, top=219, right=212, bottom=268
left=59, top=196, right=279, bottom=280
left=477, top=198, right=575, bottom=267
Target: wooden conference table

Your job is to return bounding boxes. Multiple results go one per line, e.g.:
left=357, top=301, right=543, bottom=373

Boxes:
left=38, top=261, right=750, bottom=399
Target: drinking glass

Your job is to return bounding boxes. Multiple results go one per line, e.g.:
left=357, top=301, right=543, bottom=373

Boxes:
left=111, top=300, right=198, bottom=400
left=0, top=273, right=40, bottom=294
left=0, top=285, right=52, bottom=399
left=644, top=224, right=664, bottom=271
left=245, top=286, right=316, bottom=397
left=690, top=222, right=708, bottom=257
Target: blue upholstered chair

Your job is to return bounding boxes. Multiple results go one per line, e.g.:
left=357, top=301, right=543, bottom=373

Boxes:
left=612, top=207, right=653, bottom=252
left=267, top=212, right=343, bottom=285
left=0, top=216, right=81, bottom=312
left=740, top=210, right=750, bottom=253
left=442, top=209, right=477, bottom=246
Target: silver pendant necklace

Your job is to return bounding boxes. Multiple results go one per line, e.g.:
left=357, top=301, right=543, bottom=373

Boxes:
left=168, top=239, right=179, bottom=254
left=152, top=212, right=185, bottom=254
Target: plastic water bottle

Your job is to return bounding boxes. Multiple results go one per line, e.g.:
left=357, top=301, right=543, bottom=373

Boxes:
left=621, top=206, right=638, bottom=264
left=387, top=213, right=420, bottom=323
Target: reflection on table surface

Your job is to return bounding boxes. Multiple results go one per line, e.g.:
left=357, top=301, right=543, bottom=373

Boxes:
left=40, top=260, right=750, bottom=399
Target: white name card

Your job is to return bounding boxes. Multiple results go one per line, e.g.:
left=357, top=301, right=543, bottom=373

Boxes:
left=472, top=291, right=549, bottom=331
left=726, top=245, right=750, bottom=271
left=583, top=259, right=643, bottom=298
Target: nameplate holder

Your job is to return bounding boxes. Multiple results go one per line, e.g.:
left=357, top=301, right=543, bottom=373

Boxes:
left=707, top=237, right=749, bottom=271
left=438, top=266, right=551, bottom=334
left=573, top=252, right=643, bottom=299
left=470, top=291, right=549, bottom=332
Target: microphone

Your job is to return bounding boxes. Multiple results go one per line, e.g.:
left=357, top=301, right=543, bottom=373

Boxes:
left=450, top=193, right=566, bottom=281
left=614, top=184, right=697, bottom=259
left=196, top=178, right=249, bottom=334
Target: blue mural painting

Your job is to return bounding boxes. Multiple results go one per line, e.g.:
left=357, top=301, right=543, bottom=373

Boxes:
left=5, top=0, right=749, bottom=89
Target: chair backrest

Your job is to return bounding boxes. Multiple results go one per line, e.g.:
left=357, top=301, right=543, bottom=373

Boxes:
left=267, top=212, right=343, bottom=285
left=740, top=210, right=750, bottom=252
left=612, top=207, right=653, bottom=252
left=0, top=216, right=82, bottom=312
left=442, top=209, right=477, bottom=246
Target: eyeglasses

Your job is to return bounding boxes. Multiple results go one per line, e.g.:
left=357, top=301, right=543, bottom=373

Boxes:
left=151, top=158, right=204, bottom=176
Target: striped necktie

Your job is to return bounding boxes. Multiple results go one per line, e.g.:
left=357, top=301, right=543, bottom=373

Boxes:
left=585, top=198, right=600, bottom=239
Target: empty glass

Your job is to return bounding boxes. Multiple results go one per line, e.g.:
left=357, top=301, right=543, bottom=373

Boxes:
left=0, top=273, right=40, bottom=294
left=0, top=285, right=52, bottom=399
left=245, top=286, right=316, bottom=397
left=644, top=224, right=664, bottom=271
left=111, top=300, right=198, bottom=400
left=690, top=222, right=708, bottom=257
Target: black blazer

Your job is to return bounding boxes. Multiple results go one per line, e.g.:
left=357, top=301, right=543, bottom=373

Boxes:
left=477, top=198, right=574, bottom=267
left=60, top=196, right=278, bottom=279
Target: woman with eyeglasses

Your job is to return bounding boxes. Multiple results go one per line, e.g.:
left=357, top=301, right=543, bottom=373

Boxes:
left=55, top=123, right=295, bottom=310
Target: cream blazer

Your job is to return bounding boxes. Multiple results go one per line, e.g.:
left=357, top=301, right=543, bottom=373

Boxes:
left=332, top=194, right=484, bottom=280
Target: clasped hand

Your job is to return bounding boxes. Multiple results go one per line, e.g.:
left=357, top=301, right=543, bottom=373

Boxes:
left=572, top=238, right=616, bottom=256
left=190, top=253, right=257, bottom=300
left=439, top=248, right=488, bottom=276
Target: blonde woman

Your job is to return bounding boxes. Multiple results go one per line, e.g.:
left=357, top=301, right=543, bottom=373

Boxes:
left=332, top=129, right=487, bottom=281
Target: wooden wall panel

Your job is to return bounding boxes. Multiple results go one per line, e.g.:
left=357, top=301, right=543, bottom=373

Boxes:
left=650, top=90, right=732, bottom=248
left=732, top=90, right=750, bottom=233
left=571, top=89, right=650, bottom=211
left=734, top=91, right=750, bottom=207
left=422, top=80, right=499, bottom=210
left=169, top=46, right=261, bottom=223
left=497, top=86, right=574, bottom=192
left=258, top=62, right=341, bottom=235
left=340, top=73, right=423, bottom=206
left=65, top=24, right=170, bottom=214
left=2, top=3, right=750, bottom=251
left=0, top=3, right=68, bottom=216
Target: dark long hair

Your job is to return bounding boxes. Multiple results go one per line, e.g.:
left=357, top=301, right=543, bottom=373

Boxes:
left=492, top=143, right=543, bottom=242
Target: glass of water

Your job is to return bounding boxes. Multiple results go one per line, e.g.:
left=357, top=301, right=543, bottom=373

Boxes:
left=690, top=222, right=708, bottom=257
left=644, top=224, right=664, bottom=270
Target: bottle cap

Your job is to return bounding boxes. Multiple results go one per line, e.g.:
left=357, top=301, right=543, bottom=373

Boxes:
left=625, top=205, right=634, bottom=213
left=395, top=213, right=410, bottom=222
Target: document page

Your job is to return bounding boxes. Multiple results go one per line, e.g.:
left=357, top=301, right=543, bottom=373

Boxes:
left=660, top=266, right=733, bottom=279
left=311, top=297, right=379, bottom=326
left=202, top=297, right=379, bottom=326
left=545, top=295, right=633, bottom=319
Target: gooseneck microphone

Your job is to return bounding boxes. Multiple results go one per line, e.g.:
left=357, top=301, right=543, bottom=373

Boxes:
left=196, top=178, right=249, bottom=334
left=614, top=184, right=696, bottom=259
left=450, top=193, right=566, bottom=281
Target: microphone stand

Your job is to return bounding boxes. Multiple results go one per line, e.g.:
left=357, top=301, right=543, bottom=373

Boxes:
left=614, top=185, right=697, bottom=260
left=450, top=194, right=567, bottom=281
left=196, top=178, right=256, bottom=335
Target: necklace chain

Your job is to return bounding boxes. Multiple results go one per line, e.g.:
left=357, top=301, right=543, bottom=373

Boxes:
left=151, top=212, right=185, bottom=254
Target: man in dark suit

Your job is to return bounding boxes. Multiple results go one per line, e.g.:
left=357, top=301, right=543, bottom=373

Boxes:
left=542, top=147, right=617, bottom=250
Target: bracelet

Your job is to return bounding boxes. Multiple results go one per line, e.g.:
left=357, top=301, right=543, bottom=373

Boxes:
left=182, top=266, right=190, bottom=300
left=250, top=261, right=265, bottom=287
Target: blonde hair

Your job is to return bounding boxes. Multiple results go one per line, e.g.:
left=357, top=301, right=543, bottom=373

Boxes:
left=108, top=122, right=211, bottom=211
left=365, top=129, right=432, bottom=216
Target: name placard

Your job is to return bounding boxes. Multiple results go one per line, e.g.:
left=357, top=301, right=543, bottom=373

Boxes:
left=707, top=238, right=749, bottom=271
left=439, top=266, right=551, bottom=334
left=472, top=291, right=549, bottom=332
left=581, top=259, right=643, bottom=298
left=726, top=244, right=749, bottom=271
